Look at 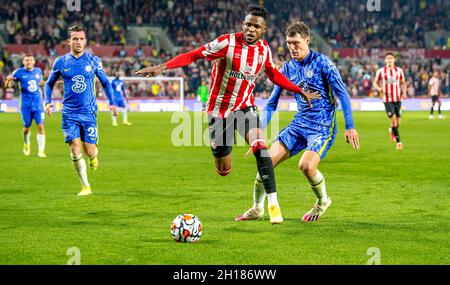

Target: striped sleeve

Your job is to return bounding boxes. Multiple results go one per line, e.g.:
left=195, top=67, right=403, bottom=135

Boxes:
left=263, top=42, right=277, bottom=71
left=201, top=34, right=229, bottom=61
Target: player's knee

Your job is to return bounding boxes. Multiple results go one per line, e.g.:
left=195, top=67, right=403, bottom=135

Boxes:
left=216, top=166, right=232, bottom=176
left=69, top=144, right=81, bottom=157
left=298, top=161, right=313, bottom=175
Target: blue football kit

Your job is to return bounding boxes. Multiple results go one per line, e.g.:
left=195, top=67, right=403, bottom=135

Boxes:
left=45, top=52, right=115, bottom=144
left=262, top=50, right=355, bottom=159
left=12, top=67, right=45, bottom=127
left=110, top=78, right=127, bottom=108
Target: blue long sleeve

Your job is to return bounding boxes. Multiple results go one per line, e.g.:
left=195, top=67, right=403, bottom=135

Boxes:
left=261, top=85, right=282, bottom=130
left=95, top=61, right=115, bottom=106
left=45, top=60, right=61, bottom=105
left=325, top=61, right=355, bottom=129
left=330, top=78, right=354, bottom=129
left=261, top=64, right=287, bottom=130
left=121, top=81, right=128, bottom=98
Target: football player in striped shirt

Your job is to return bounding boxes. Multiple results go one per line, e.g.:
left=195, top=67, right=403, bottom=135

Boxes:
left=45, top=25, right=118, bottom=196
left=136, top=5, right=320, bottom=224
left=428, top=71, right=444, bottom=119
left=373, top=52, right=407, bottom=150
left=5, top=55, right=47, bottom=158
left=238, top=21, right=359, bottom=222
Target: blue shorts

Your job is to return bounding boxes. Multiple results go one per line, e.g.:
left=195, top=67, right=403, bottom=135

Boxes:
left=115, top=98, right=127, bottom=108
left=21, top=107, right=44, bottom=127
left=62, top=113, right=98, bottom=144
left=278, top=122, right=336, bottom=160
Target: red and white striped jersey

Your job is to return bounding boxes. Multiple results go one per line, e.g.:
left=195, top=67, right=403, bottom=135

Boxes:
left=428, top=77, right=440, bottom=96
left=199, top=32, right=276, bottom=118
left=375, top=66, right=405, bottom=102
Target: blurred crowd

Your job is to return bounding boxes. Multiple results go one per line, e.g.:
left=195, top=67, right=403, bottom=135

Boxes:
left=1, top=0, right=449, bottom=100
left=0, top=0, right=126, bottom=47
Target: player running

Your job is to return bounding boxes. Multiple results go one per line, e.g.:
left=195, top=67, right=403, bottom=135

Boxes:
left=136, top=6, right=319, bottom=224
left=236, top=21, right=359, bottom=223
left=5, top=55, right=47, bottom=158
left=110, top=71, right=132, bottom=126
left=373, top=52, right=407, bottom=150
left=428, top=71, right=444, bottom=119
left=44, top=25, right=118, bottom=196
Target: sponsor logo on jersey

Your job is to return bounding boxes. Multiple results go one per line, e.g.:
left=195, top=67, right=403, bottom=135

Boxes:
left=229, top=70, right=256, bottom=81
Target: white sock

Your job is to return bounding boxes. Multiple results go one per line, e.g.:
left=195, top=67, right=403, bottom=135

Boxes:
left=308, top=170, right=328, bottom=205
left=252, top=172, right=266, bottom=211
left=122, top=108, right=128, bottom=123
left=24, top=132, right=31, bottom=144
left=267, top=193, right=279, bottom=207
left=37, top=134, right=45, bottom=152
left=71, top=153, right=90, bottom=187
left=112, top=114, right=117, bottom=124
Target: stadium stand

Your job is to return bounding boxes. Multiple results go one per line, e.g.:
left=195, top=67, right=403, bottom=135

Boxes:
left=0, top=0, right=449, bottom=100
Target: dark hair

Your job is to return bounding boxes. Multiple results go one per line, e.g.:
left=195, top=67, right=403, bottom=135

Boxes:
left=246, top=5, right=267, bottom=20
left=23, top=54, right=34, bottom=59
left=385, top=52, right=395, bottom=58
left=68, top=24, right=86, bottom=38
left=286, top=21, right=310, bottom=38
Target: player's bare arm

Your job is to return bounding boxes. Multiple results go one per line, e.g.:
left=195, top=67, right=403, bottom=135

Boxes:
left=401, top=79, right=407, bottom=99
left=135, top=63, right=166, bottom=77
left=372, top=79, right=382, bottom=94
left=5, top=75, right=14, bottom=88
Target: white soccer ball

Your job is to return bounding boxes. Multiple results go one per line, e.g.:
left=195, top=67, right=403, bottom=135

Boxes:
left=170, top=214, right=203, bottom=243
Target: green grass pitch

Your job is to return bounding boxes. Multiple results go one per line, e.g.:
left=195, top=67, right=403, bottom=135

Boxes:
left=0, top=111, right=449, bottom=264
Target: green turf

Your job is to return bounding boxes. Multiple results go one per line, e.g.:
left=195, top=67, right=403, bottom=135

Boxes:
left=0, top=111, right=449, bottom=265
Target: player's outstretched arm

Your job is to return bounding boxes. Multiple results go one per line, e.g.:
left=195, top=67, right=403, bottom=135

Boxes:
left=135, top=47, right=206, bottom=77
left=136, top=35, right=229, bottom=77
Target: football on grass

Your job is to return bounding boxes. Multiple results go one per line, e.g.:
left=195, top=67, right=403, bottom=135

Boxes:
left=170, top=214, right=203, bottom=243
